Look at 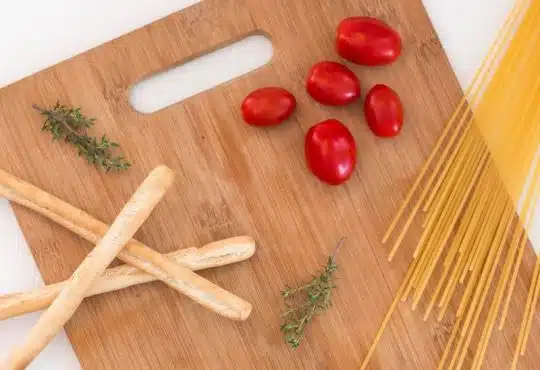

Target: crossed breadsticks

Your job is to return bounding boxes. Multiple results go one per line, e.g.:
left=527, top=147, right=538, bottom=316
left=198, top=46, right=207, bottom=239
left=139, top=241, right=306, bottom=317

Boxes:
left=0, top=165, right=255, bottom=369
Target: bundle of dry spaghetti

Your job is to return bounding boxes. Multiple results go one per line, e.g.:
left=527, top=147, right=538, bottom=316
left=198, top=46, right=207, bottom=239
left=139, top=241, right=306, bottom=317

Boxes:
left=360, top=0, right=540, bottom=368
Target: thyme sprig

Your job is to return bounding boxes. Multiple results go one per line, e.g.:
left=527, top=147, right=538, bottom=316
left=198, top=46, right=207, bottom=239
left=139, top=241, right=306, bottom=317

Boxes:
left=280, top=238, right=344, bottom=349
left=33, top=103, right=131, bottom=172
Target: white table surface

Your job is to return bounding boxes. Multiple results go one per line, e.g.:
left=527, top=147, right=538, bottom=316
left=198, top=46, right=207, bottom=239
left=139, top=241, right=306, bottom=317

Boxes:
left=0, top=0, right=519, bottom=368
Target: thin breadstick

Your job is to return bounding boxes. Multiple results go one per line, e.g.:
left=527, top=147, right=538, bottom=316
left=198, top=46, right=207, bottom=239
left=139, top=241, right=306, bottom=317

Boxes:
left=5, top=165, right=174, bottom=369
left=0, top=168, right=252, bottom=321
left=0, top=236, right=255, bottom=320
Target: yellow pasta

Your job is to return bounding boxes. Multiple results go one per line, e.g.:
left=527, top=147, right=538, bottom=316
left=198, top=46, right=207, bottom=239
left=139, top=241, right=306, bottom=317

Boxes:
left=359, top=0, right=540, bottom=368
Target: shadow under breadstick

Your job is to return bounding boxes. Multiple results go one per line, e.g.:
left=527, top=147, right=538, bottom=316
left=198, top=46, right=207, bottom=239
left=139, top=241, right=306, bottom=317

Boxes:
left=0, top=236, right=255, bottom=320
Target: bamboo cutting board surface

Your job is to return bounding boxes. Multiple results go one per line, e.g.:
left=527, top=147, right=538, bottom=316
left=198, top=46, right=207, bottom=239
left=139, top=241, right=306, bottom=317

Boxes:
left=1, top=0, right=539, bottom=368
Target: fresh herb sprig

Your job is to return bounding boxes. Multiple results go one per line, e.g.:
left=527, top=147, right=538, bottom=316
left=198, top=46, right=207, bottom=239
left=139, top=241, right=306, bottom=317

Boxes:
left=280, top=238, right=344, bottom=349
left=33, top=103, right=131, bottom=172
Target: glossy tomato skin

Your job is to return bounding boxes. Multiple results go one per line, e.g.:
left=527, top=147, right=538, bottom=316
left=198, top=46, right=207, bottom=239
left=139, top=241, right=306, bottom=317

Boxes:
left=305, top=119, right=357, bottom=185
left=241, top=87, right=297, bottom=126
left=306, top=61, right=361, bottom=106
left=364, top=84, right=404, bottom=138
left=336, top=17, right=402, bottom=66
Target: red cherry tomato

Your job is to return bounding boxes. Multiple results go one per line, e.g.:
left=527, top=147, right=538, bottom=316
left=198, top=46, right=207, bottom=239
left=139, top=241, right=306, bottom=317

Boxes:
left=306, top=61, right=361, bottom=106
left=336, top=17, right=402, bottom=66
left=305, top=119, right=357, bottom=185
left=364, top=84, right=404, bottom=138
left=241, top=87, right=297, bottom=126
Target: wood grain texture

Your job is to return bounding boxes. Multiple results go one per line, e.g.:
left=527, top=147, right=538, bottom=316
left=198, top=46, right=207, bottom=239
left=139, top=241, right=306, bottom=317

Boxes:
left=0, top=237, right=256, bottom=321
left=7, top=165, right=174, bottom=369
left=0, top=0, right=538, bottom=368
left=0, top=167, right=252, bottom=322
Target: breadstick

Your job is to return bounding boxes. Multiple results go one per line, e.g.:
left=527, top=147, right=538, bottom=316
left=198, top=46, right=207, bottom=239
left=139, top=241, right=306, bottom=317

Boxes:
left=0, top=236, right=255, bottom=320
left=0, top=168, right=252, bottom=321
left=5, top=165, right=174, bottom=369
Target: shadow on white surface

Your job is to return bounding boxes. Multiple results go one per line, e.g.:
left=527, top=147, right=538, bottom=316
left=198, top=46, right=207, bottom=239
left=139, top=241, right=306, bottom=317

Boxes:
left=423, top=0, right=514, bottom=88
left=0, top=0, right=526, bottom=368
left=0, top=199, right=81, bottom=369
left=0, top=0, right=201, bottom=88
left=0, top=1, right=203, bottom=368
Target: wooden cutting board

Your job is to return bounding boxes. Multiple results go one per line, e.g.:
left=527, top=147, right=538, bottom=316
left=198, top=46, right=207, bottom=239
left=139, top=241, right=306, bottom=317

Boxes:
left=1, top=0, right=539, bottom=368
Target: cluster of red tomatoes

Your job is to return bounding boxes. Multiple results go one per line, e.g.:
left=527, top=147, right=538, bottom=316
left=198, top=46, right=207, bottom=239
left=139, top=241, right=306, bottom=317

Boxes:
left=241, top=17, right=403, bottom=185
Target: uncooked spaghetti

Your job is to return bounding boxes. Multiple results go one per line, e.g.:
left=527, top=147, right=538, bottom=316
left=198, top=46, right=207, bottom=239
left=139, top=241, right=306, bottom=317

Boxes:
left=360, top=0, right=540, bottom=368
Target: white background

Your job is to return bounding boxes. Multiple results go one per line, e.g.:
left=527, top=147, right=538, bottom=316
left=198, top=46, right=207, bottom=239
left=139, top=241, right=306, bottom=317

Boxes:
left=0, top=0, right=518, bottom=368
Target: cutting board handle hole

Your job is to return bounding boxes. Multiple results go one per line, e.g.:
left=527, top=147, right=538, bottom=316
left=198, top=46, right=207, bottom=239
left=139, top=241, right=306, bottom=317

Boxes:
left=129, top=34, right=273, bottom=114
